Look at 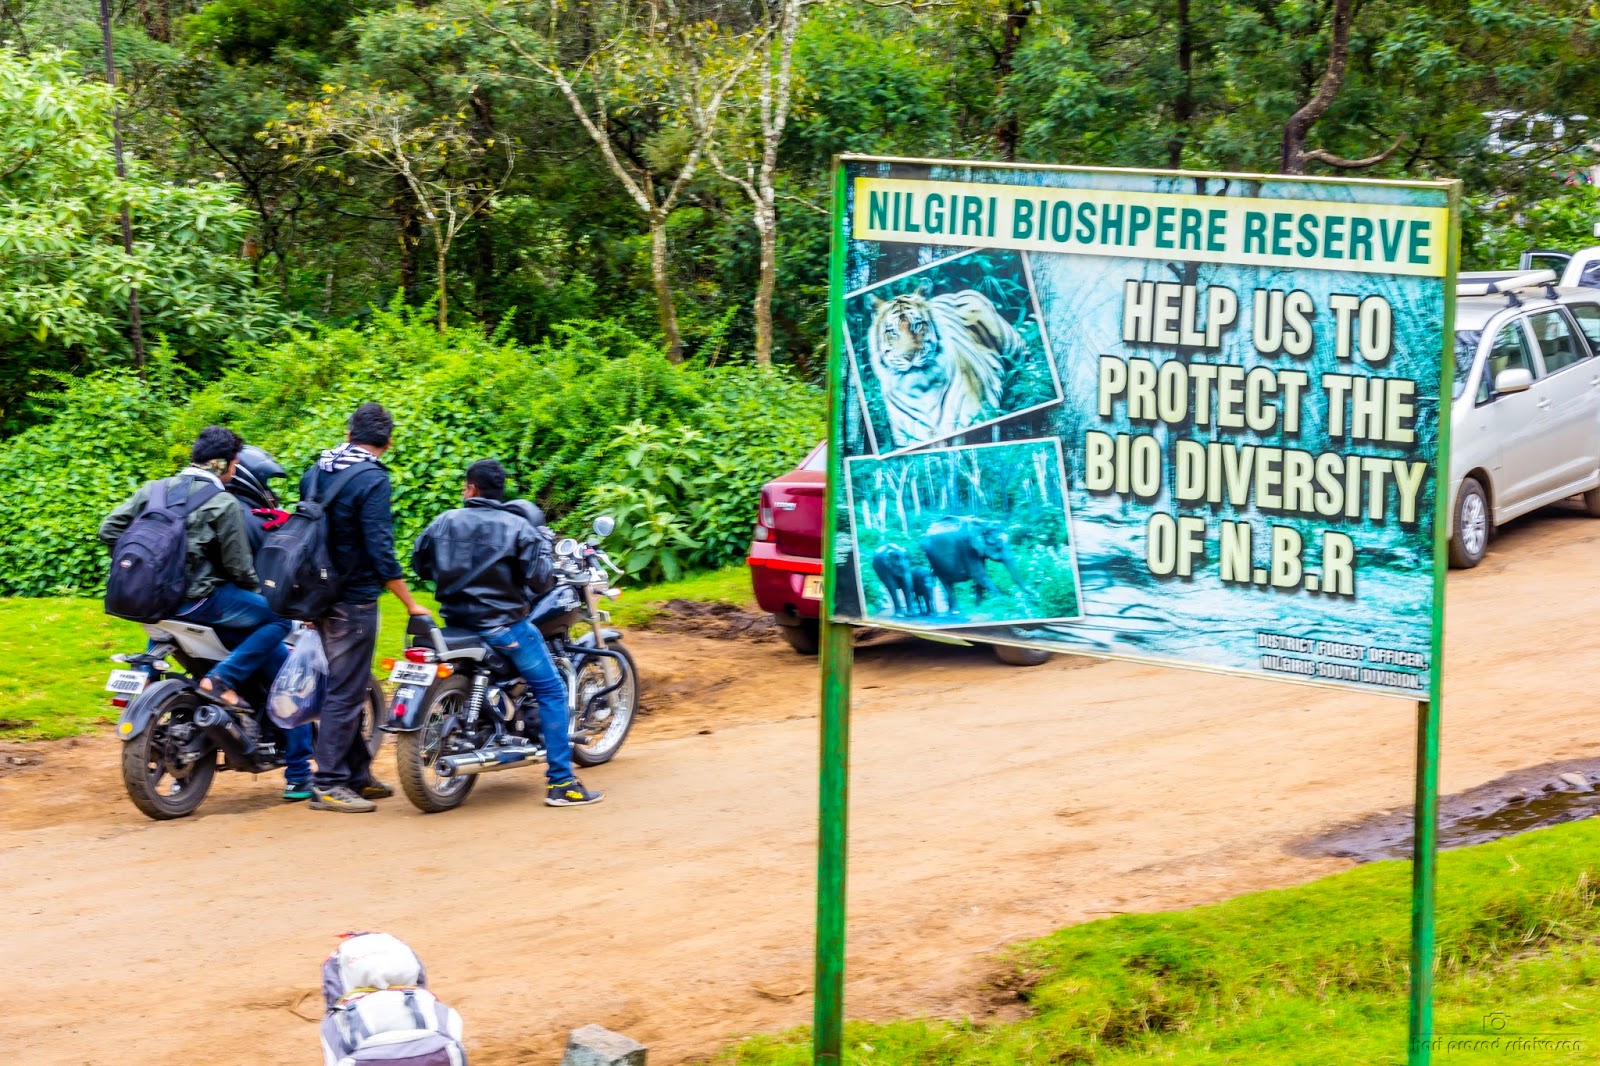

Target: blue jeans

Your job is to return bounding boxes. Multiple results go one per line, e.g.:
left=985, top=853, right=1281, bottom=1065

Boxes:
left=178, top=584, right=311, bottom=784
left=480, top=617, right=573, bottom=784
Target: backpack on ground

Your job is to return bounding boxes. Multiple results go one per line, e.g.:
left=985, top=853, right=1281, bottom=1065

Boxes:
left=257, top=464, right=370, bottom=621
left=104, top=476, right=222, bottom=623
left=320, top=933, right=467, bottom=1066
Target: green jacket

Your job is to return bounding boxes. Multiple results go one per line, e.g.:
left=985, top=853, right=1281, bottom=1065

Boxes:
left=98, top=470, right=259, bottom=601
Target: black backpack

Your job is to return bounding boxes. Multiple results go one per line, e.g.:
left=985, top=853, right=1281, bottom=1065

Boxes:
left=256, top=464, right=372, bottom=621
left=104, top=477, right=223, bottom=623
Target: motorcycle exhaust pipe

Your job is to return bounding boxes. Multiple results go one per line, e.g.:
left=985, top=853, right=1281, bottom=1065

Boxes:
left=193, top=703, right=257, bottom=760
left=435, top=743, right=545, bottom=778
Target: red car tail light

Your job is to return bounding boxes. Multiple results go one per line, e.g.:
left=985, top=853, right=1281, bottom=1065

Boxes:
left=753, top=522, right=771, bottom=542
left=759, top=489, right=775, bottom=528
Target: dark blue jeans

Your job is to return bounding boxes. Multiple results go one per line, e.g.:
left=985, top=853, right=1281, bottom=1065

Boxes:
left=178, top=584, right=311, bottom=783
left=480, top=617, right=573, bottom=783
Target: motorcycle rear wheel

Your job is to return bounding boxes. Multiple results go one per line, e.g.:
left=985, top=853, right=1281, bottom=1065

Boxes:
left=396, top=675, right=478, bottom=814
left=121, top=689, right=216, bottom=820
left=571, top=641, right=638, bottom=767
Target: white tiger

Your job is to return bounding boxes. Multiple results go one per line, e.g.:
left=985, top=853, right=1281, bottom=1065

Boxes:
left=865, top=282, right=1021, bottom=448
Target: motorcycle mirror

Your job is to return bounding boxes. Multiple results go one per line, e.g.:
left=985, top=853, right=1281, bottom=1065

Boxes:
left=555, top=537, right=580, bottom=558
left=592, top=515, right=615, bottom=538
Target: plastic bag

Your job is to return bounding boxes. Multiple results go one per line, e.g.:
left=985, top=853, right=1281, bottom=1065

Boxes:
left=267, top=628, right=327, bottom=729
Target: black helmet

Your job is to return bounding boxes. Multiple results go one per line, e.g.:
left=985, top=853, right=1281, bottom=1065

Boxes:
left=230, top=445, right=286, bottom=509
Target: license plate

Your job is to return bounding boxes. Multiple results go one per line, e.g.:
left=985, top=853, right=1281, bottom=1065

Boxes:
left=802, top=574, right=824, bottom=600
left=105, top=669, right=149, bottom=696
left=389, top=661, right=438, bottom=685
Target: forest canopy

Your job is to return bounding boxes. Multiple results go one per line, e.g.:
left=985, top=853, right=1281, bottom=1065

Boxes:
left=1, top=0, right=1599, bottom=428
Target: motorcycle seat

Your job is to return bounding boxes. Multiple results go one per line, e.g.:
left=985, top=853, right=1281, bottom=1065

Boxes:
left=434, top=627, right=489, bottom=661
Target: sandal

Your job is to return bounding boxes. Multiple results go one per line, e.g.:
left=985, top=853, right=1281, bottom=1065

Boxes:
left=198, top=676, right=242, bottom=707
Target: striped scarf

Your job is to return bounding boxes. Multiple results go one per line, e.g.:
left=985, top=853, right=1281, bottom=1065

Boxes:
left=317, top=442, right=380, bottom=473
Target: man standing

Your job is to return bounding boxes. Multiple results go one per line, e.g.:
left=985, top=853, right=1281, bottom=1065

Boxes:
left=303, top=403, right=430, bottom=814
left=413, top=459, right=603, bottom=807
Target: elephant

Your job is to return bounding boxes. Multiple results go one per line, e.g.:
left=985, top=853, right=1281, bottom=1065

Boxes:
left=920, top=516, right=1033, bottom=613
left=870, top=543, right=915, bottom=615
left=909, top=565, right=936, bottom=615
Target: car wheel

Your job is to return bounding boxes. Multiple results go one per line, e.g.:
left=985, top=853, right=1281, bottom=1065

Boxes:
left=1450, top=477, right=1490, bottom=569
left=777, top=617, right=820, bottom=655
left=1584, top=484, right=1600, bottom=517
left=992, top=644, right=1052, bottom=667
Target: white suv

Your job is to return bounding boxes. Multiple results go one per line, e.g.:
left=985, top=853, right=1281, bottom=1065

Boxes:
left=1450, top=275, right=1600, bottom=567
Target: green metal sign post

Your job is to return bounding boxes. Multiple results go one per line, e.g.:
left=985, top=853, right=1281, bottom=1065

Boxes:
left=812, top=159, right=1456, bottom=1066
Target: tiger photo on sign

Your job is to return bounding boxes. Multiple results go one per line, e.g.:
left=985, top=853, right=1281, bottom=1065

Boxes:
left=866, top=282, right=1020, bottom=448
left=846, top=248, right=1062, bottom=454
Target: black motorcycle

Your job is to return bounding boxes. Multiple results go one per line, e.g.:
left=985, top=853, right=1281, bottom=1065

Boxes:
left=108, top=447, right=381, bottom=820
left=387, top=517, right=639, bottom=813
left=110, top=623, right=384, bottom=819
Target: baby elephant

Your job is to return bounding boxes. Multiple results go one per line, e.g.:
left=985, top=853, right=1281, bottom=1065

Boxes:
left=909, top=565, right=935, bottom=615
left=871, top=543, right=915, bottom=614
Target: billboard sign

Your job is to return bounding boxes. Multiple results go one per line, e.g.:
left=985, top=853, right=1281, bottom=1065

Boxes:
left=827, top=156, right=1458, bottom=700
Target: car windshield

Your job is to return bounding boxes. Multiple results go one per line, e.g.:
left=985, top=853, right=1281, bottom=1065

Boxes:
left=1453, top=330, right=1482, bottom=399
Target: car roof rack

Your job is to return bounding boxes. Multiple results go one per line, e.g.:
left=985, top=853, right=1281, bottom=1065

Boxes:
left=1456, top=269, right=1559, bottom=297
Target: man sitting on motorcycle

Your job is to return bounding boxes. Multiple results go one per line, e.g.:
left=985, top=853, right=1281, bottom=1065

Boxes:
left=99, top=427, right=313, bottom=798
left=411, top=459, right=603, bottom=807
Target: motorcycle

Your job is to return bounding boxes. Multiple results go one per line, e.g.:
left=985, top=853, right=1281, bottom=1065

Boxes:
left=109, top=621, right=384, bottom=820
left=109, top=447, right=382, bottom=820
left=387, top=516, right=639, bottom=814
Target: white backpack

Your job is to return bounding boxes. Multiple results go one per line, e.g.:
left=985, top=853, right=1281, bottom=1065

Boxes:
left=319, top=934, right=467, bottom=1066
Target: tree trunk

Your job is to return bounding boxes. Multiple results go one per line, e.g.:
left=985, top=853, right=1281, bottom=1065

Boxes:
left=649, top=214, right=684, bottom=363
left=1280, top=0, right=1353, bottom=174
left=1168, top=0, right=1194, bottom=170
left=435, top=233, right=449, bottom=332
left=753, top=199, right=777, bottom=368
left=993, top=0, right=1034, bottom=160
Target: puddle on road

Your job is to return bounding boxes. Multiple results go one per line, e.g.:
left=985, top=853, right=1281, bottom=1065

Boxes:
left=1290, top=759, right=1600, bottom=863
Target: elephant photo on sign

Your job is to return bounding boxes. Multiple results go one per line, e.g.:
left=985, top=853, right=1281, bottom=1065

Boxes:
left=844, top=439, right=1082, bottom=628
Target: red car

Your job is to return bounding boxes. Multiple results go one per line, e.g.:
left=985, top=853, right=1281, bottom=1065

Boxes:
left=747, top=443, right=1050, bottom=666
left=749, top=443, right=828, bottom=653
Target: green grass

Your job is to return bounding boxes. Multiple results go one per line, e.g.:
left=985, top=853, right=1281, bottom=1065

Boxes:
left=720, top=819, right=1600, bottom=1065
left=0, top=565, right=753, bottom=741
left=606, top=563, right=755, bottom=627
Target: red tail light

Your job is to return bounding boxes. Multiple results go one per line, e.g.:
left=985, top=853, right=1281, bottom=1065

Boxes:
left=753, top=523, right=771, bottom=542
left=759, top=489, right=775, bottom=528
left=404, top=647, right=436, bottom=663
left=110, top=697, right=130, bottom=709
left=392, top=702, right=407, bottom=718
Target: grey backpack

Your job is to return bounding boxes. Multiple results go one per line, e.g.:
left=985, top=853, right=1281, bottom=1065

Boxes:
left=319, top=933, right=466, bottom=1066
left=320, top=988, right=466, bottom=1066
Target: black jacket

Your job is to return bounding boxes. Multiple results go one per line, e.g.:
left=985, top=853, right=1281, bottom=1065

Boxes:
left=412, top=498, right=545, bottom=630
left=298, top=461, right=402, bottom=604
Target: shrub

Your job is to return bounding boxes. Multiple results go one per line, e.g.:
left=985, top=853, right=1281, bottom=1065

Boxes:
left=0, top=306, right=825, bottom=594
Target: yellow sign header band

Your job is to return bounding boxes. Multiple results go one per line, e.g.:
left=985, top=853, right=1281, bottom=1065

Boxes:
left=852, top=177, right=1449, bottom=278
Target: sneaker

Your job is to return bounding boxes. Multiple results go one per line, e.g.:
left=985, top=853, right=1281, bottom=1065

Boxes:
left=355, top=779, right=394, bottom=800
left=545, top=778, right=604, bottom=807
left=310, top=785, right=376, bottom=813
left=283, top=780, right=313, bottom=802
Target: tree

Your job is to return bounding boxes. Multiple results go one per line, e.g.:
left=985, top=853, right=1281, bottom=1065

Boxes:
left=479, top=0, right=763, bottom=363
left=264, top=84, right=513, bottom=331
left=0, top=47, right=284, bottom=431
left=699, top=0, right=812, bottom=368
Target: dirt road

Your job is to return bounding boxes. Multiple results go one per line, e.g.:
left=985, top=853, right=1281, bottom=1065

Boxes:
left=8, top=505, right=1600, bottom=1065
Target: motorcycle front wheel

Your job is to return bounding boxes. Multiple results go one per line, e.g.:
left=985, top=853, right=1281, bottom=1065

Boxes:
left=571, top=641, right=638, bottom=767
left=120, top=688, right=216, bottom=820
left=395, top=675, right=478, bottom=814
